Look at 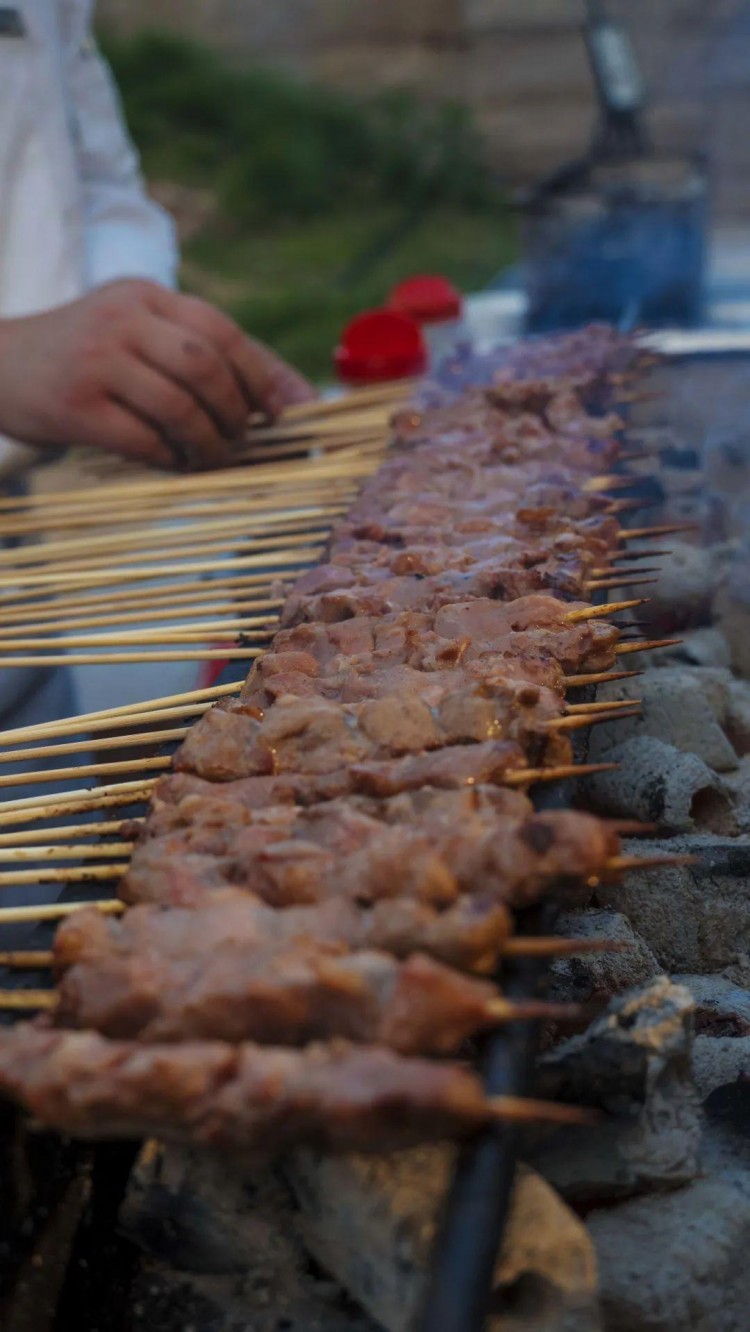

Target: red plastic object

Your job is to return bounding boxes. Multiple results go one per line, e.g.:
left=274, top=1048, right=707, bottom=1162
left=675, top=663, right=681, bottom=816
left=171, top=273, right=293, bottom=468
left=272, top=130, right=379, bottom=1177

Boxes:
left=200, top=658, right=229, bottom=689
left=388, top=274, right=462, bottom=325
left=334, top=309, right=427, bottom=385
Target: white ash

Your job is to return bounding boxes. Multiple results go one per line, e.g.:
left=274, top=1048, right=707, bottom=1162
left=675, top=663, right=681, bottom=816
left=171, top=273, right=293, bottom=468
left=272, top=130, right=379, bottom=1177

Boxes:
left=723, top=677, right=750, bottom=753
left=594, top=835, right=750, bottom=979
left=286, top=1155, right=600, bottom=1332
left=531, top=978, right=701, bottom=1204
left=587, top=667, right=739, bottom=773
left=581, top=735, right=735, bottom=831
left=635, top=540, right=720, bottom=633
left=673, top=973, right=750, bottom=1037
left=721, top=756, right=750, bottom=832
left=119, top=1144, right=378, bottom=1332
left=548, top=909, right=659, bottom=1005
left=691, top=1036, right=750, bottom=1100
left=588, top=1171, right=750, bottom=1332
left=712, top=580, right=750, bottom=678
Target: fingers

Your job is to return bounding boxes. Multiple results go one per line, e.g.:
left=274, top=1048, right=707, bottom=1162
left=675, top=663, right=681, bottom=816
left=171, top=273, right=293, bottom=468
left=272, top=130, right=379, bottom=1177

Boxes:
left=108, top=356, right=233, bottom=468
left=133, top=311, right=250, bottom=440
left=150, top=288, right=316, bottom=418
left=75, top=400, right=175, bottom=469
left=240, top=334, right=316, bottom=419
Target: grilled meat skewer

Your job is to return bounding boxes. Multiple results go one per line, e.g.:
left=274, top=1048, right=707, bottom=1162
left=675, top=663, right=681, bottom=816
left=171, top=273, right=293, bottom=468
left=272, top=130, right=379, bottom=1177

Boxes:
left=121, top=800, right=618, bottom=911
left=56, top=890, right=515, bottom=976
left=53, top=929, right=571, bottom=1052
left=0, top=1025, right=583, bottom=1153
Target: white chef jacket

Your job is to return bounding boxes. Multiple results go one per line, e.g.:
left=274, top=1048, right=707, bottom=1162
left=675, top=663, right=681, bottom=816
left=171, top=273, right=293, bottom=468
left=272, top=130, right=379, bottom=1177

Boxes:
left=0, top=2, right=190, bottom=717
left=0, top=0, right=178, bottom=481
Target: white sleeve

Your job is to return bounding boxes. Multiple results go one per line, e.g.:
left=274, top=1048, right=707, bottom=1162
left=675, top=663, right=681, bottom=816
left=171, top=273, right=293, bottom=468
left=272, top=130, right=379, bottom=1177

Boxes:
left=64, top=32, right=179, bottom=290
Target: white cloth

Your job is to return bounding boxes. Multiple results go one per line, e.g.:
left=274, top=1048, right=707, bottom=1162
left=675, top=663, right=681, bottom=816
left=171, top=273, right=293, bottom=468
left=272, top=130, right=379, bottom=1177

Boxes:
left=0, top=0, right=178, bottom=470
left=0, top=3, right=189, bottom=716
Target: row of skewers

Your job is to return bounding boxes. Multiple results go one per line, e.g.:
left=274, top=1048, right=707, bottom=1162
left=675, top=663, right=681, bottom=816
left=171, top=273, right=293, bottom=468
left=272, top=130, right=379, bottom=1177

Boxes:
left=0, top=326, right=688, bottom=1155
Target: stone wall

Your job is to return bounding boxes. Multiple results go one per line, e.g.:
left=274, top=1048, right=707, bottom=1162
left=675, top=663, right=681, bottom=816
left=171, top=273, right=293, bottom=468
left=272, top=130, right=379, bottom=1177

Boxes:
left=98, top=0, right=750, bottom=216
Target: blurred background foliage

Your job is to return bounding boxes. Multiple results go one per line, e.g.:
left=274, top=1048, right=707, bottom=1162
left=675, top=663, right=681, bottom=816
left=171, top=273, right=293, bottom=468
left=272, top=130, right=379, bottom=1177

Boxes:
left=102, top=30, right=516, bottom=378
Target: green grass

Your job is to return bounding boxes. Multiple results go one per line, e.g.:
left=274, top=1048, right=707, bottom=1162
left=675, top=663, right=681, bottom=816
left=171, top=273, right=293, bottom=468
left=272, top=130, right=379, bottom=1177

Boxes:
left=103, top=30, right=517, bottom=380
left=182, top=207, right=516, bottom=379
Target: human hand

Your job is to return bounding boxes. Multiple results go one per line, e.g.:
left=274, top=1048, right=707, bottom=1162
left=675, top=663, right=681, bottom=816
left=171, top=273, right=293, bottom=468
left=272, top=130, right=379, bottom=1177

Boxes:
left=0, top=279, right=316, bottom=469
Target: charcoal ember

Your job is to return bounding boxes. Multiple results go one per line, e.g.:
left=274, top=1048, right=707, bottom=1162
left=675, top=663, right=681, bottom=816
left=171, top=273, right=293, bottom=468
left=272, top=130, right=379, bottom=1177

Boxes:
left=674, top=973, right=750, bottom=1037
left=588, top=1172, right=750, bottom=1332
left=722, top=756, right=750, bottom=833
left=635, top=543, right=718, bottom=634
left=286, top=1153, right=600, bottom=1332
left=724, top=677, right=750, bottom=754
left=120, top=1142, right=376, bottom=1331
left=580, top=736, right=735, bottom=832
left=531, top=978, right=700, bottom=1203
left=691, top=1036, right=750, bottom=1100
left=595, top=836, right=750, bottom=977
left=643, top=628, right=732, bottom=669
left=713, top=579, right=750, bottom=679
left=120, top=1144, right=600, bottom=1332
left=548, top=909, right=659, bottom=1005
left=588, top=667, right=738, bottom=774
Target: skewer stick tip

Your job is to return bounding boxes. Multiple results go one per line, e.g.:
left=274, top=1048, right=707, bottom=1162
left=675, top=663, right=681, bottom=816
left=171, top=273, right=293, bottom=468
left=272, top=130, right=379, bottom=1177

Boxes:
left=564, top=598, right=646, bottom=623
left=488, top=1095, right=600, bottom=1128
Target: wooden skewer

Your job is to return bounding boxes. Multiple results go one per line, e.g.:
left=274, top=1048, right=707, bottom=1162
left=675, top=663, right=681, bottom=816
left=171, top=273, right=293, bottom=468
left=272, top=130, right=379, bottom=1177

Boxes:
left=0, top=842, right=133, bottom=862
left=0, top=600, right=282, bottom=638
left=0, top=899, right=124, bottom=924
left=607, top=497, right=659, bottom=515
left=546, top=708, right=640, bottom=732
left=0, top=648, right=261, bottom=666
left=566, top=699, right=641, bottom=714
left=588, top=566, right=660, bottom=578
left=503, top=937, right=626, bottom=958
left=0, top=480, right=357, bottom=536
left=602, top=853, right=697, bottom=873
left=0, top=864, right=128, bottom=885
left=585, top=474, right=650, bottom=493
left=585, top=576, right=659, bottom=591
left=0, top=757, right=170, bottom=790
left=0, top=481, right=359, bottom=539
left=0, top=682, right=240, bottom=745
left=0, top=577, right=291, bottom=622
left=245, top=409, right=393, bottom=442
left=0, top=729, right=187, bottom=765
left=0, top=626, right=269, bottom=650
left=618, top=522, right=697, bottom=541
left=0, top=546, right=324, bottom=594
left=564, top=598, right=645, bottom=623
left=0, top=456, right=373, bottom=525
left=602, top=819, right=658, bottom=834
left=0, top=527, right=332, bottom=582
left=0, top=506, right=344, bottom=571
left=0, top=951, right=54, bottom=968
left=0, top=819, right=141, bottom=846
left=615, top=638, right=681, bottom=655
left=236, top=433, right=387, bottom=465
left=0, top=936, right=624, bottom=970
left=0, top=788, right=154, bottom=827
left=565, top=669, right=641, bottom=687
left=0, top=704, right=210, bottom=749
left=0, top=452, right=375, bottom=516
left=280, top=380, right=416, bottom=422
left=600, top=548, right=672, bottom=562
left=491, top=1095, right=600, bottom=1126
left=0, top=621, right=275, bottom=648
left=0, top=990, right=56, bottom=1008
left=506, top=761, right=618, bottom=786
left=487, top=998, right=583, bottom=1023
